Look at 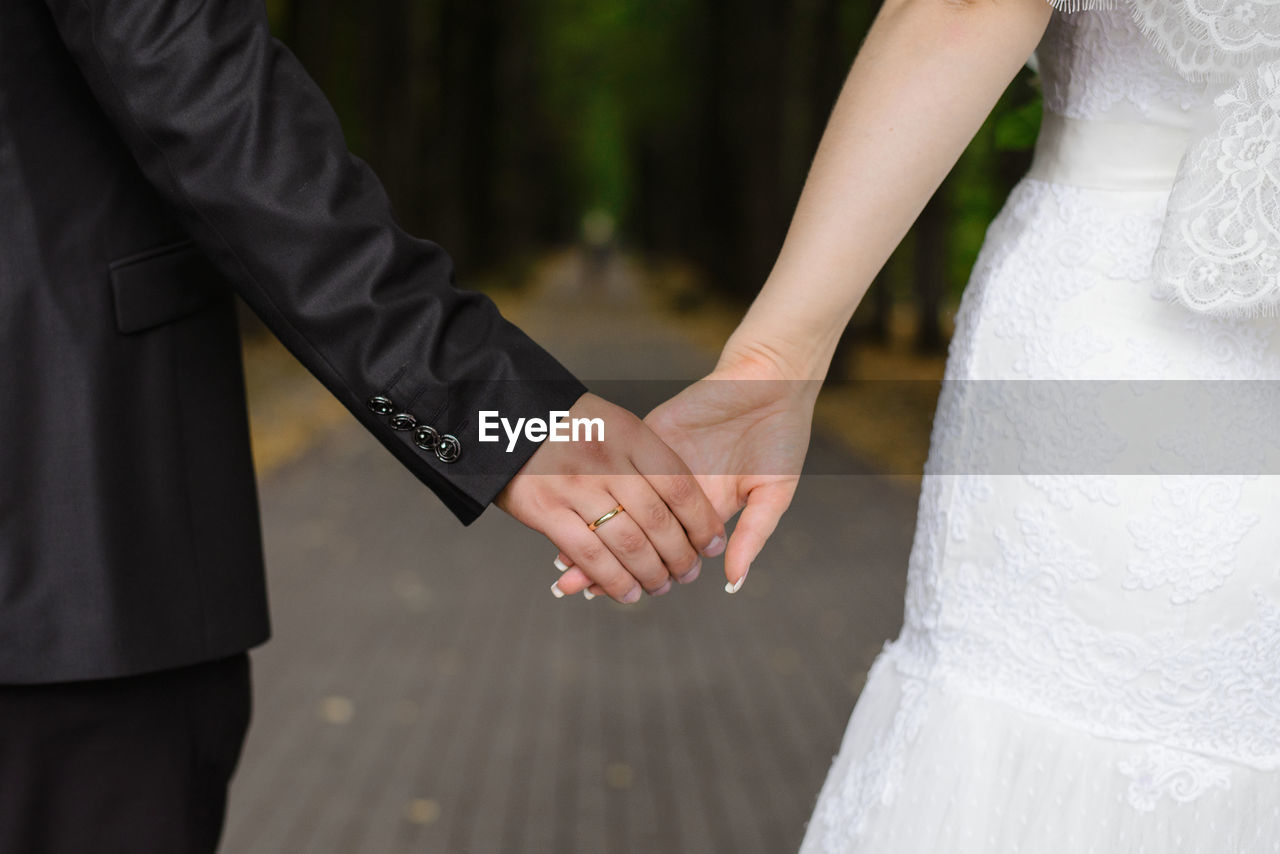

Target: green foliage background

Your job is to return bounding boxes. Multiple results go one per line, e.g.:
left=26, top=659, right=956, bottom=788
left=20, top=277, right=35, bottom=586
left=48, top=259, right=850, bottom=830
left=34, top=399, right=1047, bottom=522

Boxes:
left=267, top=0, right=1043, bottom=347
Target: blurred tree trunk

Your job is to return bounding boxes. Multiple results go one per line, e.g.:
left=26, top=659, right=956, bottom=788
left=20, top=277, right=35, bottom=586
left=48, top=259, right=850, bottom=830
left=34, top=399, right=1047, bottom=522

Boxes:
left=737, top=3, right=789, bottom=290
left=689, top=0, right=732, bottom=290
left=869, top=272, right=892, bottom=344
left=436, top=1, right=499, bottom=268
left=913, top=191, right=948, bottom=354
left=273, top=0, right=562, bottom=275
left=689, top=0, right=791, bottom=296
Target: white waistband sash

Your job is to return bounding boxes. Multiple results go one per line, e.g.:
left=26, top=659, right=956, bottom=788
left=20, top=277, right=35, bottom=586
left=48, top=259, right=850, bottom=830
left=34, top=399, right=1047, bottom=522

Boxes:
left=1026, top=112, right=1193, bottom=192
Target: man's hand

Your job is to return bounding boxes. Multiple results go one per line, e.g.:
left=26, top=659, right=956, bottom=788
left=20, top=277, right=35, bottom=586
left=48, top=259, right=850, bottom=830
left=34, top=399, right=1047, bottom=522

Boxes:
left=554, top=349, right=814, bottom=598
left=496, top=393, right=726, bottom=604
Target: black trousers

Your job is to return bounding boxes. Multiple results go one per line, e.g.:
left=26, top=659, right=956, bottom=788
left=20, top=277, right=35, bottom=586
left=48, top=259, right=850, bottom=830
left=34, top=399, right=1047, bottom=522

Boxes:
left=0, top=653, right=252, bottom=854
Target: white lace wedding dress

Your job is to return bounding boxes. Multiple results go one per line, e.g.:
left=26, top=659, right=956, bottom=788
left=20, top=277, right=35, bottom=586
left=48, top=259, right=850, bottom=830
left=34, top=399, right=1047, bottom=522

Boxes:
left=800, top=8, right=1280, bottom=853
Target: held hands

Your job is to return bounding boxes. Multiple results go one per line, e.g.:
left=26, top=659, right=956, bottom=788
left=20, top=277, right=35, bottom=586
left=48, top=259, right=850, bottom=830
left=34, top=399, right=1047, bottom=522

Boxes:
left=495, top=393, right=727, bottom=604
left=553, top=346, right=815, bottom=599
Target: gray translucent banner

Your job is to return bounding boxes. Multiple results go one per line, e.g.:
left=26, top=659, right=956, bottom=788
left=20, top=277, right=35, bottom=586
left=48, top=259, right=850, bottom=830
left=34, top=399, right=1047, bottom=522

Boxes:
left=451, top=379, right=1280, bottom=476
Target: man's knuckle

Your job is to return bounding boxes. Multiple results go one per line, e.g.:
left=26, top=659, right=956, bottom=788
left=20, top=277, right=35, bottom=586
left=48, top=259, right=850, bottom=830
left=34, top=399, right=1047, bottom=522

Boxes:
left=617, top=531, right=648, bottom=556
left=582, top=440, right=612, bottom=464
left=666, top=476, right=697, bottom=505
left=645, top=501, right=673, bottom=529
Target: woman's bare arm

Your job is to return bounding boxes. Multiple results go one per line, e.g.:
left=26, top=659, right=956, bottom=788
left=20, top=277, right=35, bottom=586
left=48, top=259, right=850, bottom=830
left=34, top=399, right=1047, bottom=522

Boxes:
left=554, top=0, right=1054, bottom=594
left=725, top=0, right=1053, bottom=380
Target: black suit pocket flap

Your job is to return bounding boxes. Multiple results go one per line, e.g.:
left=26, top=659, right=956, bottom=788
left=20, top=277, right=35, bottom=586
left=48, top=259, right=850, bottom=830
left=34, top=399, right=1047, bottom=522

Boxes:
left=110, top=240, right=228, bottom=334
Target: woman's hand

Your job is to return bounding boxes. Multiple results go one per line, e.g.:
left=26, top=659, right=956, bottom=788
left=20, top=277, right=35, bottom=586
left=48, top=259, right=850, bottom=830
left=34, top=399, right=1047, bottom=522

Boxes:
left=553, top=347, right=816, bottom=596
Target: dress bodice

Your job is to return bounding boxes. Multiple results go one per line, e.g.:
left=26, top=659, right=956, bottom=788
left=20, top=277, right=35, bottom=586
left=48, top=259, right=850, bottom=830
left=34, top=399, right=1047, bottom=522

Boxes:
left=1035, top=10, right=1213, bottom=126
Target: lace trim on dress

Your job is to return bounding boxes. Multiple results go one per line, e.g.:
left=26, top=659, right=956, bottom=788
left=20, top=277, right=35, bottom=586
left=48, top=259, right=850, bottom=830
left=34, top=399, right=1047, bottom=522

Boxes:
left=1040, top=0, right=1280, bottom=317
left=811, top=658, right=931, bottom=853
left=1043, top=1, right=1280, bottom=80
left=1116, top=744, right=1234, bottom=812
left=1152, top=62, right=1280, bottom=317
left=1045, top=0, right=1125, bottom=12
left=1128, top=0, right=1280, bottom=80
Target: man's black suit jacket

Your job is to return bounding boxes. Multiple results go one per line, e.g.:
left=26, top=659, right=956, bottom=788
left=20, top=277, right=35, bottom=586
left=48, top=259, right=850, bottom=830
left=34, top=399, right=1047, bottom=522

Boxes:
left=0, top=0, right=586, bottom=683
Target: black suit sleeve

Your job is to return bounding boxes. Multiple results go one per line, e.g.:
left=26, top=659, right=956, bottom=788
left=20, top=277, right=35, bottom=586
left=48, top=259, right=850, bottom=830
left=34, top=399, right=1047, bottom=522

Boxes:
left=39, top=0, right=587, bottom=523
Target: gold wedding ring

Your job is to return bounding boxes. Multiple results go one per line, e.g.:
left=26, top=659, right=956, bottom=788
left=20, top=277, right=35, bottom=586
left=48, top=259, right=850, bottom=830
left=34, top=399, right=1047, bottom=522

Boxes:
left=588, top=505, right=626, bottom=532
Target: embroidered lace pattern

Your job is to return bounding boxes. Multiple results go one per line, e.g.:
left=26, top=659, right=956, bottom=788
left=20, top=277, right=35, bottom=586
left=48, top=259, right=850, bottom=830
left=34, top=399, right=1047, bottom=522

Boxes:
left=1117, top=744, right=1234, bottom=812
left=1037, top=10, right=1205, bottom=119
left=1153, top=62, right=1280, bottom=316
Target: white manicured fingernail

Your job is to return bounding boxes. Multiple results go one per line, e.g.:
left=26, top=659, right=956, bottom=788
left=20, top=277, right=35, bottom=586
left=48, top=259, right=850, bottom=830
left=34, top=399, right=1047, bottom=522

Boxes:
left=725, top=571, right=748, bottom=594
left=583, top=590, right=596, bottom=600
left=550, top=582, right=566, bottom=599
left=554, top=557, right=569, bottom=572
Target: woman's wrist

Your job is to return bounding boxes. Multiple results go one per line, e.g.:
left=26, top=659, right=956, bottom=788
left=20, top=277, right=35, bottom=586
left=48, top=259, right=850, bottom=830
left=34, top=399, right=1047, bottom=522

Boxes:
left=720, top=312, right=842, bottom=384
left=723, top=260, right=865, bottom=383
left=716, top=332, right=834, bottom=396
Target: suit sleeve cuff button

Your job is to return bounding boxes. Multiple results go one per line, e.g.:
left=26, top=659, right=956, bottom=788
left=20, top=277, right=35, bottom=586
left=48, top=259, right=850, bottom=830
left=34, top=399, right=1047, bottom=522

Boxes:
left=389, top=412, right=418, bottom=431
left=434, top=434, right=462, bottom=463
left=413, top=425, right=440, bottom=451
left=367, top=395, right=395, bottom=415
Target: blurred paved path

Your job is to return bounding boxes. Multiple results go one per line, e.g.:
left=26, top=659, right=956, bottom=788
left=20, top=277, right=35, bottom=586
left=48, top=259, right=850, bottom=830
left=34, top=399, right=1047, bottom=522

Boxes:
left=222, top=253, right=919, bottom=854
